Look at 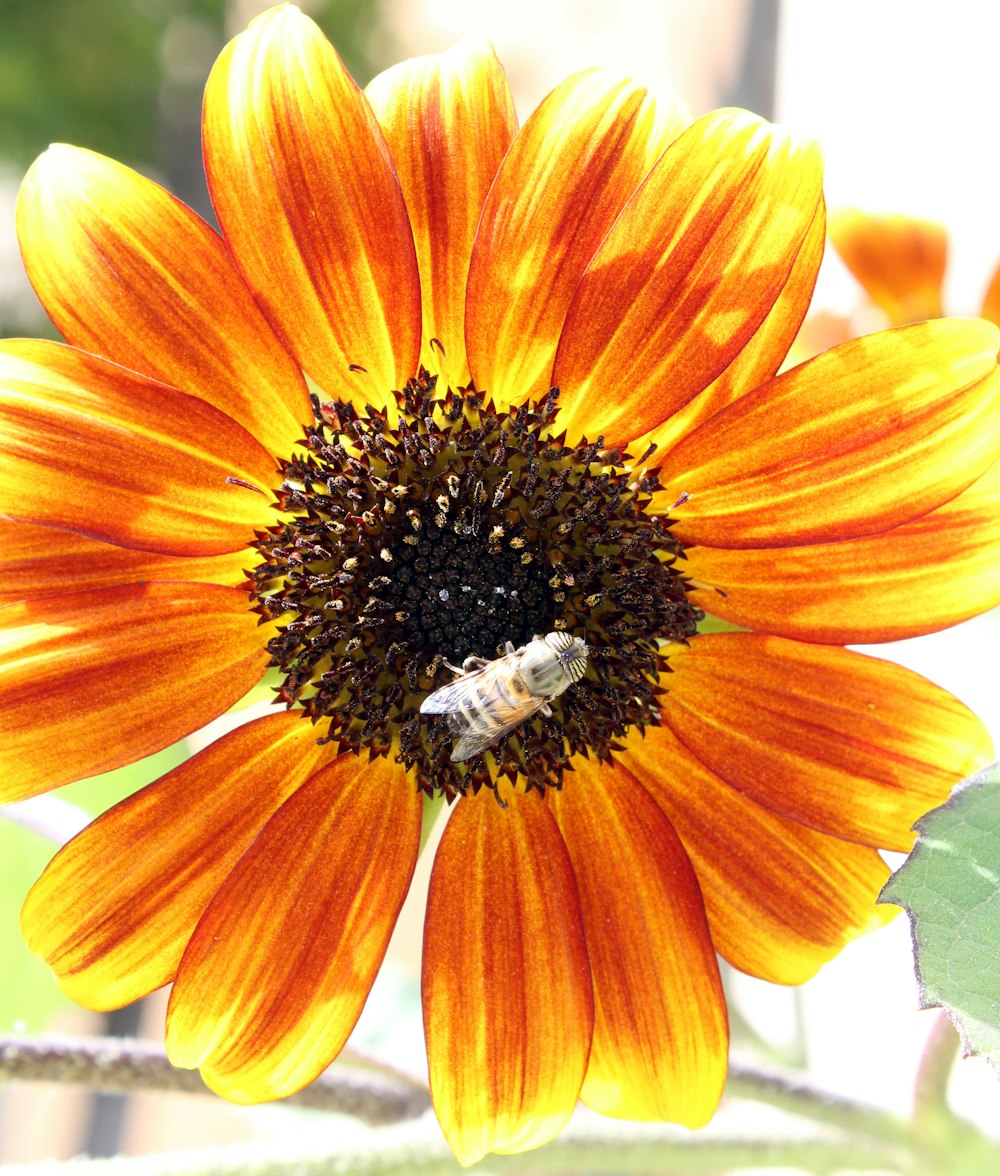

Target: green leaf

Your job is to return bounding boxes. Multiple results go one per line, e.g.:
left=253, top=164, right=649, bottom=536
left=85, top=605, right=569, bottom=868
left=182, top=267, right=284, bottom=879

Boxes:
left=879, top=762, right=1000, bottom=1068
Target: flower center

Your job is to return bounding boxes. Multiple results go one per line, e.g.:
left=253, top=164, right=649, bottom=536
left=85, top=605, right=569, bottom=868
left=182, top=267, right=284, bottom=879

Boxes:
left=384, top=510, right=552, bottom=663
left=249, top=374, right=700, bottom=800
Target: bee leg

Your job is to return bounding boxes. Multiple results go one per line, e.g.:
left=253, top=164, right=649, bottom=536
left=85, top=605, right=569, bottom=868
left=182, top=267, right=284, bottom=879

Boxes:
left=540, top=703, right=553, bottom=717
left=442, top=657, right=466, bottom=675
left=461, top=655, right=491, bottom=672
left=504, top=641, right=516, bottom=655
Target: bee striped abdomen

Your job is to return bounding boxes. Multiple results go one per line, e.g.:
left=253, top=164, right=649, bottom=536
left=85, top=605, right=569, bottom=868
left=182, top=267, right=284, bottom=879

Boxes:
left=421, top=632, right=589, bottom=762
left=444, top=663, right=533, bottom=736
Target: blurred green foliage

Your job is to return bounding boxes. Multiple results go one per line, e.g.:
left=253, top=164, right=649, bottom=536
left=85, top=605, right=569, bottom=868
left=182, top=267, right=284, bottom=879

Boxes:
left=0, top=0, right=381, bottom=174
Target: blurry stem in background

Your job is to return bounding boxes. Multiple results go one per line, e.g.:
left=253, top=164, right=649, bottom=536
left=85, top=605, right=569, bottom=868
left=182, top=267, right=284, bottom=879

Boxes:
left=5, top=1034, right=997, bottom=1174
left=913, top=1009, right=961, bottom=1124
left=908, top=1011, right=998, bottom=1175
left=0, top=1134, right=911, bottom=1176
left=0, top=1036, right=430, bottom=1126
left=725, top=1062, right=912, bottom=1146
left=0, top=1036, right=920, bottom=1140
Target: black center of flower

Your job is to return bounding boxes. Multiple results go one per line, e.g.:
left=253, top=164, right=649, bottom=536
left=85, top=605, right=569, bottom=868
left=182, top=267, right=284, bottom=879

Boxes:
left=248, top=373, right=701, bottom=800
left=389, top=529, right=550, bottom=663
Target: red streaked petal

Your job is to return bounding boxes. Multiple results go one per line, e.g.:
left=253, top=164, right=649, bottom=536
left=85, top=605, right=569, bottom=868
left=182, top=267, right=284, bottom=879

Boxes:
left=0, top=340, right=277, bottom=556
left=0, top=519, right=248, bottom=605
left=664, top=633, right=994, bottom=851
left=662, top=319, right=1000, bottom=548
left=640, top=197, right=825, bottom=455
left=553, top=109, right=823, bottom=445
left=0, top=582, right=267, bottom=800
left=549, top=761, right=727, bottom=1124
left=21, top=713, right=329, bottom=1010
left=829, top=208, right=947, bottom=324
left=17, top=145, right=310, bottom=459
left=423, top=790, right=592, bottom=1166
left=366, top=37, right=517, bottom=388
left=685, top=458, right=1000, bottom=644
left=622, top=725, right=894, bottom=985
left=165, top=755, right=420, bottom=1102
left=466, top=70, right=688, bottom=408
left=203, top=5, right=420, bottom=407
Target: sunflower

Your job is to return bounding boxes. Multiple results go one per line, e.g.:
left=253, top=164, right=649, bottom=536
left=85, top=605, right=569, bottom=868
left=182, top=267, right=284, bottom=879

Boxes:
left=2, top=4, right=1000, bottom=1166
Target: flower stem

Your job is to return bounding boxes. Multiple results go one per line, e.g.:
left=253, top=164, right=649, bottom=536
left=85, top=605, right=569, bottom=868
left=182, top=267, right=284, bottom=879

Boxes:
left=912, top=1010, right=960, bottom=1124
left=9, top=1035, right=996, bottom=1174
left=0, top=1035, right=430, bottom=1126
left=908, top=1012, right=998, bottom=1175
left=0, top=1126, right=911, bottom=1176
left=504, top=1134, right=907, bottom=1174
left=725, top=1061, right=913, bottom=1146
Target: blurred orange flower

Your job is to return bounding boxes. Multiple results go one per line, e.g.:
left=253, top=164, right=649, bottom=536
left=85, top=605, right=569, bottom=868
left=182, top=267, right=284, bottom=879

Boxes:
left=2, top=5, right=1000, bottom=1164
left=831, top=208, right=1000, bottom=328
left=831, top=209, right=951, bottom=325
left=794, top=209, right=1000, bottom=360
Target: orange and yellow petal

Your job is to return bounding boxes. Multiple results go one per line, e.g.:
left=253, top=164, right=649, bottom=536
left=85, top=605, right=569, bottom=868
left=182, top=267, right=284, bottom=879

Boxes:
left=0, top=582, right=268, bottom=800
left=0, top=340, right=277, bottom=556
left=466, top=70, right=688, bottom=407
left=829, top=208, right=947, bottom=324
left=423, top=790, right=593, bottom=1166
left=165, top=755, right=421, bottom=1102
left=622, top=726, right=893, bottom=984
left=685, top=458, right=1000, bottom=644
left=21, top=713, right=328, bottom=1010
left=366, top=37, right=517, bottom=387
left=553, top=109, right=823, bottom=445
left=642, top=197, right=826, bottom=454
left=664, top=633, right=993, bottom=852
left=662, top=318, right=1000, bottom=548
left=0, top=520, right=249, bottom=605
left=16, top=146, right=310, bottom=460
left=203, top=5, right=420, bottom=407
left=550, top=760, right=727, bottom=1125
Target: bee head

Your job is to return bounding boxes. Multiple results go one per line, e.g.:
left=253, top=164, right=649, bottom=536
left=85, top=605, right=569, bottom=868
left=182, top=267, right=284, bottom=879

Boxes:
left=520, top=632, right=589, bottom=697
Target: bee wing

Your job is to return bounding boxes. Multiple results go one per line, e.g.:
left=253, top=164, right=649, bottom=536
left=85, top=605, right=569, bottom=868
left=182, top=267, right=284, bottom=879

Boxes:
left=420, top=655, right=546, bottom=763
left=450, top=696, right=548, bottom=762
left=419, top=654, right=518, bottom=715
left=419, top=677, right=479, bottom=714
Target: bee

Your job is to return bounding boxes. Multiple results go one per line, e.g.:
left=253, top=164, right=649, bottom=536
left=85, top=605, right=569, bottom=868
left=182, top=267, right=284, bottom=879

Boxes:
left=420, top=631, right=589, bottom=762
